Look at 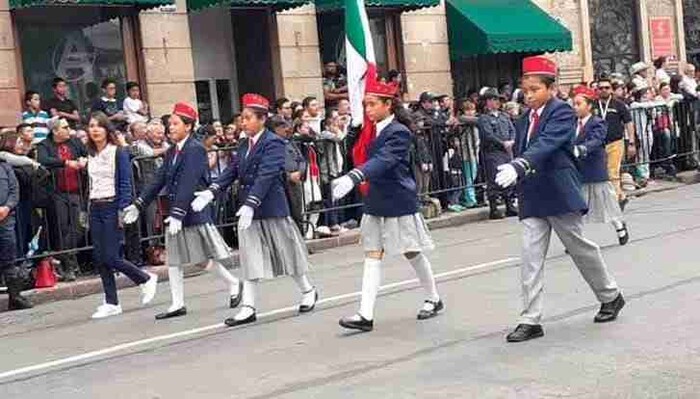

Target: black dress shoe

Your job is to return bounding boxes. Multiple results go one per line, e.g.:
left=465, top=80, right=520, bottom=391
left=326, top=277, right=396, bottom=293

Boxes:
left=8, top=295, right=33, bottom=311
left=339, top=315, right=374, bottom=332
left=506, top=324, right=544, bottom=343
left=155, top=307, right=187, bottom=320
left=224, top=306, right=257, bottom=327
left=229, top=280, right=244, bottom=309
left=489, top=210, right=505, bottom=220
left=417, top=299, right=444, bottom=320
left=594, top=293, right=625, bottom=323
left=298, top=288, right=318, bottom=314
left=617, top=223, right=629, bottom=246
left=505, top=206, right=518, bottom=217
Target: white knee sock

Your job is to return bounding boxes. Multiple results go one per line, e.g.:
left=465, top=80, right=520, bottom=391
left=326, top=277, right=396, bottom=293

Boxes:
left=234, top=280, right=258, bottom=321
left=358, top=258, right=382, bottom=320
left=167, top=267, right=185, bottom=312
left=211, top=260, right=240, bottom=296
left=292, top=274, right=314, bottom=293
left=611, top=219, right=625, bottom=236
left=408, top=253, right=440, bottom=302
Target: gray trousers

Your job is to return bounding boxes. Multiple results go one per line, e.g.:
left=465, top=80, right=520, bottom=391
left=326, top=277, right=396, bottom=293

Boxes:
left=519, top=213, right=620, bottom=325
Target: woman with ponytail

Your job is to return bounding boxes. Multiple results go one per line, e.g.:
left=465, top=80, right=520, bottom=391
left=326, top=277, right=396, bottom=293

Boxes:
left=332, top=80, right=443, bottom=332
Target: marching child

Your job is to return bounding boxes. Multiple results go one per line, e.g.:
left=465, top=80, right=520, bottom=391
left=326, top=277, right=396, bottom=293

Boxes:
left=123, top=103, right=242, bottom=320
left=332, top=79, right=443, bottom=332
left=495, top=56, right=625, bottom=343
left=571, top=85, right=629, bottom=246
left=190, top=94, right=318, bottom=327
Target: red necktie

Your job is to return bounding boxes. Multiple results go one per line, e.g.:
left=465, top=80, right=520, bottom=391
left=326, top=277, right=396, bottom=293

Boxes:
left=529, top=112, right=540, bottom=139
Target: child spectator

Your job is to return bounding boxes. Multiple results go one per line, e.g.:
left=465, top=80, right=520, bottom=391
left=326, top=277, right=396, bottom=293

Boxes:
left=123, top=81, right=149, bottom=124
left=443, top=136, right=465, bottom=212
left=22, top=91, right=50, bottom=143
left=91, top=79, right=127, bottom=132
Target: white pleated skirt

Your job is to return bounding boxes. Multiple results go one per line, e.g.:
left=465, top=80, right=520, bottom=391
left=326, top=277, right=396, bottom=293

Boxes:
left=361, top=213, right=435, bottom=256
left=238, top=216, right=310, bottom=281
left=582, top=182, right=623, bottom=224
left=165, top=223, right=233, bottom=268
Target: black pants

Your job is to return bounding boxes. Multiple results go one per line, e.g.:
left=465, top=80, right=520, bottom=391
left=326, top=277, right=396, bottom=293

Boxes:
left=0, top=217, right=17, bottom=279
left=287, top=181, right=304, bottom=234
left=483, top=151, right=515, bottom=205
left=90, top=202, right=149, bottom=305
left=49, top=192, right=82, bottom=271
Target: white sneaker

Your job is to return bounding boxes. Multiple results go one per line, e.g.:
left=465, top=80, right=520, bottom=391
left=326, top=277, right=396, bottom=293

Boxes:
left=140, top=272, right=158, bottom=305
left=91, top=303, right=123, bottom=319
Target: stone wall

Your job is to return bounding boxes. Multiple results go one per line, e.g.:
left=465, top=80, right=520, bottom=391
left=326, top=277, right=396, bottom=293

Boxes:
left=0, top=0, right=21, bottom=127
left=273, top=4, right=323, bottom=102
left=400, top=1, right=452, bottom=99
left=139, top=0, right=196, bottom=117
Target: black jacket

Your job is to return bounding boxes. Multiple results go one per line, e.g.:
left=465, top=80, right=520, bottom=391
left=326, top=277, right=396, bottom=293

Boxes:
left=36, top=134, right=88, bottom=170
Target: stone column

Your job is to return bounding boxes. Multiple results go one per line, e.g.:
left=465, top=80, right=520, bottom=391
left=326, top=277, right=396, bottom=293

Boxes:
left=139, top=0, right=196, bottom=117
left=401, top=1, right=452, bottom=99
left=272, top=4, right=323, bottom=102
left=0, top=0, right=21, bottom=127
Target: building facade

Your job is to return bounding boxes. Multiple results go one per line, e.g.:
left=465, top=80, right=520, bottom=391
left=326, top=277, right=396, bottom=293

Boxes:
left=0, top=0, right=694, bottom=127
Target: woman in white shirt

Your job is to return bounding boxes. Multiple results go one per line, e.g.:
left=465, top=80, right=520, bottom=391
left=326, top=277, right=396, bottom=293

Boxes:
left=87, top=112, right=157, bottom=319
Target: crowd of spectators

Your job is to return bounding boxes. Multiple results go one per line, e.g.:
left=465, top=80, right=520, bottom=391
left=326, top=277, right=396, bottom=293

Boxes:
left=1, top=57, right=699, bottom=285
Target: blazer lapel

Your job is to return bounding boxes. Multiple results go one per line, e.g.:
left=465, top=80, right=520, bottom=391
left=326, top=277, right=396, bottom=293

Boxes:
left=171, top=135, right=190, bottom=174
left=241, top=131, right=267, bottom=174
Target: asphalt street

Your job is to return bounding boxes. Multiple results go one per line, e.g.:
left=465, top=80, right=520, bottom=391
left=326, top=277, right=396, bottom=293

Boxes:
left=1, top=184, right=700, bottom=398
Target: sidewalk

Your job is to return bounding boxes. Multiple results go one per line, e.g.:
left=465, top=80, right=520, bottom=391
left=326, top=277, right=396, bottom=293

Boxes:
left=3, top=171, right=697, bottom=310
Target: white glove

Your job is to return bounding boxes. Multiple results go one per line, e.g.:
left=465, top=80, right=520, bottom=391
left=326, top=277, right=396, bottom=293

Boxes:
left=573, top=146, right=581, bottom=158
left=332, top=175, right=355, bottom=201
left=236, top=205, right=254, bottom=231
left=165, top=217, right=182, bottom=236
left=191, top=190, right=214, bottom=212
left=495, top=164, right=518, bottom=188
left=122, top=204, right=140, bottom=225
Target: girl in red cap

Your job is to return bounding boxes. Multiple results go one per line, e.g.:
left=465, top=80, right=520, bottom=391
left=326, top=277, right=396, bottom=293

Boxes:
left=495, top=56, right=624, bottom=343
left=331, top=79, right=443, bottom=332
left=191, top=93, right=317, bottom=327
left=571, top=85, right=629, bottom=245
left=123, top=102, right=242, bottom=320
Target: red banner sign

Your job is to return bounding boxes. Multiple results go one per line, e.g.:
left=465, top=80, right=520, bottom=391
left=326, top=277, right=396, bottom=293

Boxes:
left=650, top=17, right=676, bottom=60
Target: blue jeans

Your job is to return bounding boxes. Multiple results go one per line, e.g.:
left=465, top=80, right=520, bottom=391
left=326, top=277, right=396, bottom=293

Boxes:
left=90, top=202, right=149, bottom=305
left=461, top=161, right=478, bottom=206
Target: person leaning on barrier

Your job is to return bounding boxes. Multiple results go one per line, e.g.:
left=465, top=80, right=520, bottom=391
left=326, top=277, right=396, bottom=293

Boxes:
left=36, top=116, right=88, bottom=281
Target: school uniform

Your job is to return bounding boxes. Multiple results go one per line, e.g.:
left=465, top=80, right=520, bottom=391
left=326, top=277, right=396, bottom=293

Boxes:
left=210, top=129, right=309, bottom=281
left=574, top=115, right=623, bottom=224
left=347, top=116, right=434, bottom=256
left=477, top=110, right=517, bottom=216
left=136, top=135, right=232, bottom=267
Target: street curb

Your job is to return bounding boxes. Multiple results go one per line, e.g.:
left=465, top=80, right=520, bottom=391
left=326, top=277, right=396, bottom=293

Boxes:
left=3, top=171, right=697, bottom=310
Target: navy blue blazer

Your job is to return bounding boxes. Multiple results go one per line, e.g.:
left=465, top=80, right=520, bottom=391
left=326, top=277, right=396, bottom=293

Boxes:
left=136, top=135, right=212, bottom=226
left=574, top=116, right=609, bottom=184
left=114, top=148, right=133, bottom=210
left=210, top=130, right=290, bottom=219
left=511, top=98, right=587, bottom=219
left=348, top=119, right=419, bottom=217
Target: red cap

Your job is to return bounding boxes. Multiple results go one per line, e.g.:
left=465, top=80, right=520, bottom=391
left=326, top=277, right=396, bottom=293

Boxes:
left=172, top=102, right=198, bottom=121
left=522, top=56, right=557, bottom=77
left=366, top=79, right=398, bottom=98
left=572, top=85, right=597, bottom=101
left=242, top=93, right=270, bottom=112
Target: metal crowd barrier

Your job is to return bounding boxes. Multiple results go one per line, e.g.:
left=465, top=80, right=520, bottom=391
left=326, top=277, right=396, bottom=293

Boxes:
left=8, top=100, right=700, bottom=274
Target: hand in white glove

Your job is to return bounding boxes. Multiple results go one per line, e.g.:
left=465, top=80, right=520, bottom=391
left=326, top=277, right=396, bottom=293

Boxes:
left=122, top=204, right=140, bottom=225
left=495, top=164, right=518, bottom=188
left=165, top=217, right=183, bottom=236
left=236, top=205, right=254, bottom=231
left=573, top=145, right=581, bottom=158
left=331, top=175, right=355, bottom=201
left=191, top=190, right=215, bottom=212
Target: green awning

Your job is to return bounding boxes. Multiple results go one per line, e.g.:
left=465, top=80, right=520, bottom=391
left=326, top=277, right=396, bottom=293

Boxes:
left=446, top=0, right=572, bottom=59
left=10, top=0, right=172, bottom=9
left=188, top=0, right=309, bottom=11
left=315, top=0, right=438, bottom=12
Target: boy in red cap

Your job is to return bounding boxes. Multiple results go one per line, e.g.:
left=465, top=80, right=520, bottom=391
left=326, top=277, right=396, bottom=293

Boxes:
left=571, top=85, right=629, bottom=245
left=495, top=56, right=625, bottom=342
left=123, top=102, right=242, bottom=320
left=190, top=93, right=317, bottom=327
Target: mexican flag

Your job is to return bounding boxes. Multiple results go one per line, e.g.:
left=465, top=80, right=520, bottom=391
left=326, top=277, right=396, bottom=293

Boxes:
left=345, top=0, right=376, bottom=128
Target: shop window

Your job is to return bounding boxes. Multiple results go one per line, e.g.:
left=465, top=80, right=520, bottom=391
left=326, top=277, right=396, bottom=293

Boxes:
left=15, top=7, right=135, bottom=120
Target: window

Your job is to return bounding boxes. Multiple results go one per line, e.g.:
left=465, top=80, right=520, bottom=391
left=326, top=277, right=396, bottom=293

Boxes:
left=15, top=7, right=133, bottom=119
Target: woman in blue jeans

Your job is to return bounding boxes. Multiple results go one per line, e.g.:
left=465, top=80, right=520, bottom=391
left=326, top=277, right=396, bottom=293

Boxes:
left=87, top=112, right=158, bottom=319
